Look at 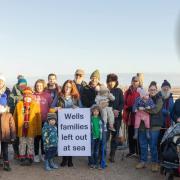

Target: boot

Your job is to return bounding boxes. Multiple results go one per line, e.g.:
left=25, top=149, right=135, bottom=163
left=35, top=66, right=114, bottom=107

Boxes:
left=68, top=157, right=73, bottom=167
left=146, top=129, right=150, bottom=139
left=133, top=128, right=139, bottom=139
left=49, top=159, right=58, bottom=169
left=23, top=158, right=32, bottom=166
left=151, top=163, right=159, bottom=172
left=109, top=153, right=115, bottom=163
left=3, top=161, right=11, bottom=171
left=45, top=160, right=52, bottom=171
left=20, top=158, right=26, bottom=166
left=61, top=157, right=67, bottom=167
left=136, top=162, right=146, bottom=169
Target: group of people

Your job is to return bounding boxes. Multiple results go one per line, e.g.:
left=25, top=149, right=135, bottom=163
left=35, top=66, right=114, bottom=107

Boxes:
left=0, top=70, right=179, bottom=173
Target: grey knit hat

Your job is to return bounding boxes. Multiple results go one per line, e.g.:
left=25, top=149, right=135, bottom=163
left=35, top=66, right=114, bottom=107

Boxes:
left=47, top=113, right=57, bottom=121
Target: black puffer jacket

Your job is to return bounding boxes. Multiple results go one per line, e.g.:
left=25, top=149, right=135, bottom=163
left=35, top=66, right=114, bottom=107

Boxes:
left=109, top=87, right=124, bottom=121
left=81, top=84, right=98, bottom=108
left=171, top=98, right=180, bottom=123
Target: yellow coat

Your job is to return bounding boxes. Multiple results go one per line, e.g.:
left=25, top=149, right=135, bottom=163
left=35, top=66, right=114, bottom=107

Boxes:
left=13, top=100, right=41, bottom=137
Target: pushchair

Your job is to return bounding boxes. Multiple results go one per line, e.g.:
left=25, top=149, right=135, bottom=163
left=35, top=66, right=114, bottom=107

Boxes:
left=160, top=123, right=180, bottom=180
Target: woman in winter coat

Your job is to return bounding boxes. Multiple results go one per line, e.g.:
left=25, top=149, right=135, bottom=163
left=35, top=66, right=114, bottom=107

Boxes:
left=50, top=80, right=80, bottom=167
left=123, top=76, right=140, bottom=157
left=0, top=94, right=16, bottom=171
left=136, top=81, right=163, bottom=172
left=106, top=73, right=124, bottom=162
left=33, top=79, right=53, bottom=162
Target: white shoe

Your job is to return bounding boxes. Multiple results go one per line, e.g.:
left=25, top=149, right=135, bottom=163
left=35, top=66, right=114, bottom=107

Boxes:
left=34, top=155, right=40, bottom=163
left=41, top=155, right=45, bottom=162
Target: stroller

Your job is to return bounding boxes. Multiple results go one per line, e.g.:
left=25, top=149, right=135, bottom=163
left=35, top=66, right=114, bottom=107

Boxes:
left=160, top=123, right=180, bottom=180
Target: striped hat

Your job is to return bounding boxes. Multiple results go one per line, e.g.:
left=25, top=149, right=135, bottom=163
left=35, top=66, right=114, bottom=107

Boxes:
left=23, top=87, right=33, bottom=97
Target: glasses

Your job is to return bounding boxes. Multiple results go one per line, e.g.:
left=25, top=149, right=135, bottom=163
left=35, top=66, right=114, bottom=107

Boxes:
left=76, top=74, right=82, bottom=77
left=149, top=89, right=156, bottom=92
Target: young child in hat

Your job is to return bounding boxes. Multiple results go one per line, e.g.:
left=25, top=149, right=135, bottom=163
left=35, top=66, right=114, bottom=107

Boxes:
left=133, top=88, right=155, bottom=139
left=13, top=87, right=41, bottom=166
left=42, top=113, right=58, bottom=171
left=0, top=94, right=16, bottom=171
left=89, top=105, right=106, bottom=169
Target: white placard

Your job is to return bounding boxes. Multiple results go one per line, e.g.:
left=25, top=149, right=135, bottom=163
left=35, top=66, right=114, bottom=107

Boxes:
left=58, top=108, right=91, bottom=156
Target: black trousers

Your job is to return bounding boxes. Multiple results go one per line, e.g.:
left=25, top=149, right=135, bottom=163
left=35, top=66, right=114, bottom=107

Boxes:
left=128, top=125, right=139, bottom=154
left=12, top=137, right=19, bottom=156
left=34, top=135, right=45, bottom=155
left=62, top=156, right=72, bottom=163
left=1, top=142, right=9, bottom=161
left=107, top=119, right=121, bottom=157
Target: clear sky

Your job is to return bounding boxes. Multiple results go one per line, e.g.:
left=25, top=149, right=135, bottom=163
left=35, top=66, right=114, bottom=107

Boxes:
left=0, top=0, right=180, bottom=78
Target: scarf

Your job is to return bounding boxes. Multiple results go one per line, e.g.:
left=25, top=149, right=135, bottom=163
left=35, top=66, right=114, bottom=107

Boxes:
left=23, top=101, right=31, bottom=137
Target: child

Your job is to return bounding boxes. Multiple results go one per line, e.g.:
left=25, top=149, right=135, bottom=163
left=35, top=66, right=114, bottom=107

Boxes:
left=89, top=105, right=106, bottom=169
left=133, top=88, right=155, bottom=139
left=42, top=113, right=58, bottom=171
left=13, top=87, right=41, bottom=166
left=95, top=85, right=115, bottom=132
left=0, top=94, right=16, bottom=171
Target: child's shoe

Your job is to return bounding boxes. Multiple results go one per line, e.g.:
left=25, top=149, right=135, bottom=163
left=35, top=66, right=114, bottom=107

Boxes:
left=49, top=159, right=58, bottom=169
left=34, top=155, right=40, bottom=163
left=45, top=160, right=52, bottom=171
left=3, top=161, right=11, bottom=171
left=41, top=154, right=45, bottom=162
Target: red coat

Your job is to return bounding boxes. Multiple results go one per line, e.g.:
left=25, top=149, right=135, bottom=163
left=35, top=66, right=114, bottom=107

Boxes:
left=123, top=86, right=139, bottom=125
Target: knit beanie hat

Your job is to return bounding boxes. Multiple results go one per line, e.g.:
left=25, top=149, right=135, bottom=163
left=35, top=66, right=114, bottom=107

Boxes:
left=23, top=87, right=33, bottom=97
left=75, top=69, right=85, bottom=75
left=18, top=78, right=27, bottom=85
left=106, top=73, right=118, bottom=83
left=17, top=75, right=24, bottom=80
left=0, top=94, right=7, bottom=106
left=161, top=80, right=171, bottom=88
left=0, top=74, right=6, bottom=82
left=47, top=113, right=57, bottom=121
left=90, top=70, right=100, bottom=80
left=91, top=104, right=100, bottom=112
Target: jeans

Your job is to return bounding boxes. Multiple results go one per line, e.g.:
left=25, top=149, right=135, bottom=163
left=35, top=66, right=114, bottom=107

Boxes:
left=45, top=147, right=57, bottom=160
left=139, top=130, right=160, bottom=163
left=89, top=139, right=100, bottom=166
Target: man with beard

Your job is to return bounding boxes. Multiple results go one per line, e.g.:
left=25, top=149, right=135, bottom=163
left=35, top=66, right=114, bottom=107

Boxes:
left=158, top=80, right=174, bottom=159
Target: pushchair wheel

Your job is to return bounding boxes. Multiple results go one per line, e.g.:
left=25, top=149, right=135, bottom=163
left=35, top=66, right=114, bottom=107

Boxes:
left=166, top=173, right=174, bottom=180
